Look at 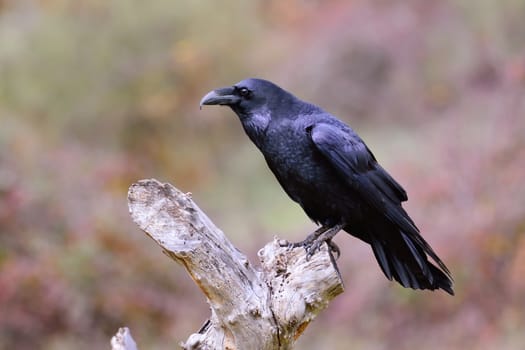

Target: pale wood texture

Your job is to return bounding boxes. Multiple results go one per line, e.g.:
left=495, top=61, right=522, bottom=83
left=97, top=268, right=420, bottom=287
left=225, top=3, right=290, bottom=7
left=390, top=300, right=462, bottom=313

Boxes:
left=111, top=327, right=138, bottom=350
left=125, top=179, right=344, bottom=349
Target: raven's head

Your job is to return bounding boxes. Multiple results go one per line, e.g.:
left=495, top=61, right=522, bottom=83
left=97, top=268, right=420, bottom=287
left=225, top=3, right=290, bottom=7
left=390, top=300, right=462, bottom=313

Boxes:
left=200, top=78, right=295, bottom=120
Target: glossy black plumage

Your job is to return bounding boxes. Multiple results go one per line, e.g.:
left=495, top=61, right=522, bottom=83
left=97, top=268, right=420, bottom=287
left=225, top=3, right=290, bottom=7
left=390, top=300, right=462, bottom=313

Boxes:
left=200, top=78, right=453, bottom=295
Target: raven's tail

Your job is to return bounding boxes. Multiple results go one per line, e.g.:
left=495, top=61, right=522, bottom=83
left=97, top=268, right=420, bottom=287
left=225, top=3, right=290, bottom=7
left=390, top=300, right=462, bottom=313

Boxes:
left=363, top=226, right=454, bottom=295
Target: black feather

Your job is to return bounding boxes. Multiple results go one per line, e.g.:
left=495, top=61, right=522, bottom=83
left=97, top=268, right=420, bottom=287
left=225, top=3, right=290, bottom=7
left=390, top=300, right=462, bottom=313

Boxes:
left=201, top=78, right=454, bottom=295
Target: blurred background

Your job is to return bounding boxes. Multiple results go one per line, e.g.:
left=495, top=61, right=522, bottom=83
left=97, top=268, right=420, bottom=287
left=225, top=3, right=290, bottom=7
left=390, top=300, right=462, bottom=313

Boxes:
left=1, top=0, right=524, bottom=349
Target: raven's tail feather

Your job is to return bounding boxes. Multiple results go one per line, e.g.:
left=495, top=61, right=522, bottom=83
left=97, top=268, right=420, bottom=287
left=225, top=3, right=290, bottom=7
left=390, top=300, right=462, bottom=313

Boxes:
left=369, top=230, right=454, bottom=295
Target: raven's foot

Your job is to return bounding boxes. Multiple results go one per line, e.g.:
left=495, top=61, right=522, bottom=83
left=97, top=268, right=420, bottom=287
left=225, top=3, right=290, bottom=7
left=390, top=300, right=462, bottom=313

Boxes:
left=326, top=239, right=341, bottom=260
left=289, top=226, right=329, bottom=248
left=279, top=225, right=328, bottom=249
left=280, top=224, right=344, bottom=260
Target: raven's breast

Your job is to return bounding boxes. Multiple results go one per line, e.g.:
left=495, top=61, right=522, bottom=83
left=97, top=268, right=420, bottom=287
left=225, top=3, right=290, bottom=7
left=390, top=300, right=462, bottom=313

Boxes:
left=261, top=125, right=362, bottom=226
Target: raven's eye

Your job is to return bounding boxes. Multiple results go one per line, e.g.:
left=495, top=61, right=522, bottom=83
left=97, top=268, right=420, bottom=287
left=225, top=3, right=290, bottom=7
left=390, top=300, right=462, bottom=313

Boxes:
left=238, top=87, right=251, bottom=98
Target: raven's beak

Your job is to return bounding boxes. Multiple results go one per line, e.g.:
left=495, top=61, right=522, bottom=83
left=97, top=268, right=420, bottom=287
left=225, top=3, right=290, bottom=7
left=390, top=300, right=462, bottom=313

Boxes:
left=199, top=86, right=240, bottom=109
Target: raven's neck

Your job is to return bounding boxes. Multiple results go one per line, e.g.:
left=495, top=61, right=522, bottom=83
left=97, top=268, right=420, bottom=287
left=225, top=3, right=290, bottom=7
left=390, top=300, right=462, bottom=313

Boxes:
left=238, top=110, right=271, bottom=150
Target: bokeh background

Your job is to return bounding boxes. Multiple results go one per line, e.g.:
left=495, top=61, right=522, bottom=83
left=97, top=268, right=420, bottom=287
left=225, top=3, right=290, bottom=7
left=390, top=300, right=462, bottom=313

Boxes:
left=1, top=0, right=524, bottom=349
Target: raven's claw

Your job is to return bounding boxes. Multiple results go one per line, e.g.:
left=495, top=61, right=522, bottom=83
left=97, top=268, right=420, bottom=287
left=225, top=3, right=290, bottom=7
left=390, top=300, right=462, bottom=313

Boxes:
left=323, top=239, right=340, bottom=259
left=304, top=239, right=340, bottom=260
left=305, top=240, right=323, bottom=260
left=281, top=224, right=344, bottom=260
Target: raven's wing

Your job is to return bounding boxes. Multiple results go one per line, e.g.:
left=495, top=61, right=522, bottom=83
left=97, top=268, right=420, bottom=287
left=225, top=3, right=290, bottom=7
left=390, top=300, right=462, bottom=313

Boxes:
left=309, top=123, right=451, bottom=276
left=310, top=122, right=408, bottom=212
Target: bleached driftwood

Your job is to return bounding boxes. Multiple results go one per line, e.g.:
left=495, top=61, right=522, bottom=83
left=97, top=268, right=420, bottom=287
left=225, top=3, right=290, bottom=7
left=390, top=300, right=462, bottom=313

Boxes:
left=124, top=179, right=344, bottom=349
left=111, top=327, right=137, bottom=350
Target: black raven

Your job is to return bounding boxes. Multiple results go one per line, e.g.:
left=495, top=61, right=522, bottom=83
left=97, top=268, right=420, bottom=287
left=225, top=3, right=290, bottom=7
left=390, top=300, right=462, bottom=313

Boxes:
left=200, top=78, right=453, bottom=295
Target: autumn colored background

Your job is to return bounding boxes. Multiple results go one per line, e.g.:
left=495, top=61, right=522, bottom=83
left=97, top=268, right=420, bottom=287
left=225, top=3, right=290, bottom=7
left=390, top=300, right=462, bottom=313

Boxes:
left=1, top=0, right=524, bottom=349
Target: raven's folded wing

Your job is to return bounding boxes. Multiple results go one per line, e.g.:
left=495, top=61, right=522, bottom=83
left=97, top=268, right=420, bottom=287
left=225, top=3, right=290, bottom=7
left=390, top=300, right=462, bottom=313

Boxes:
left=310, top=123, right=408, bottom=218
left=309, top=123, right=450, bottom=276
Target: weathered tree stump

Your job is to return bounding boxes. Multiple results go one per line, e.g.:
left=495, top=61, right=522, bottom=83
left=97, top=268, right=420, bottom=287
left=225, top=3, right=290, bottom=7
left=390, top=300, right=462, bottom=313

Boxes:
left=117, top=179, right=344, bottom=349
